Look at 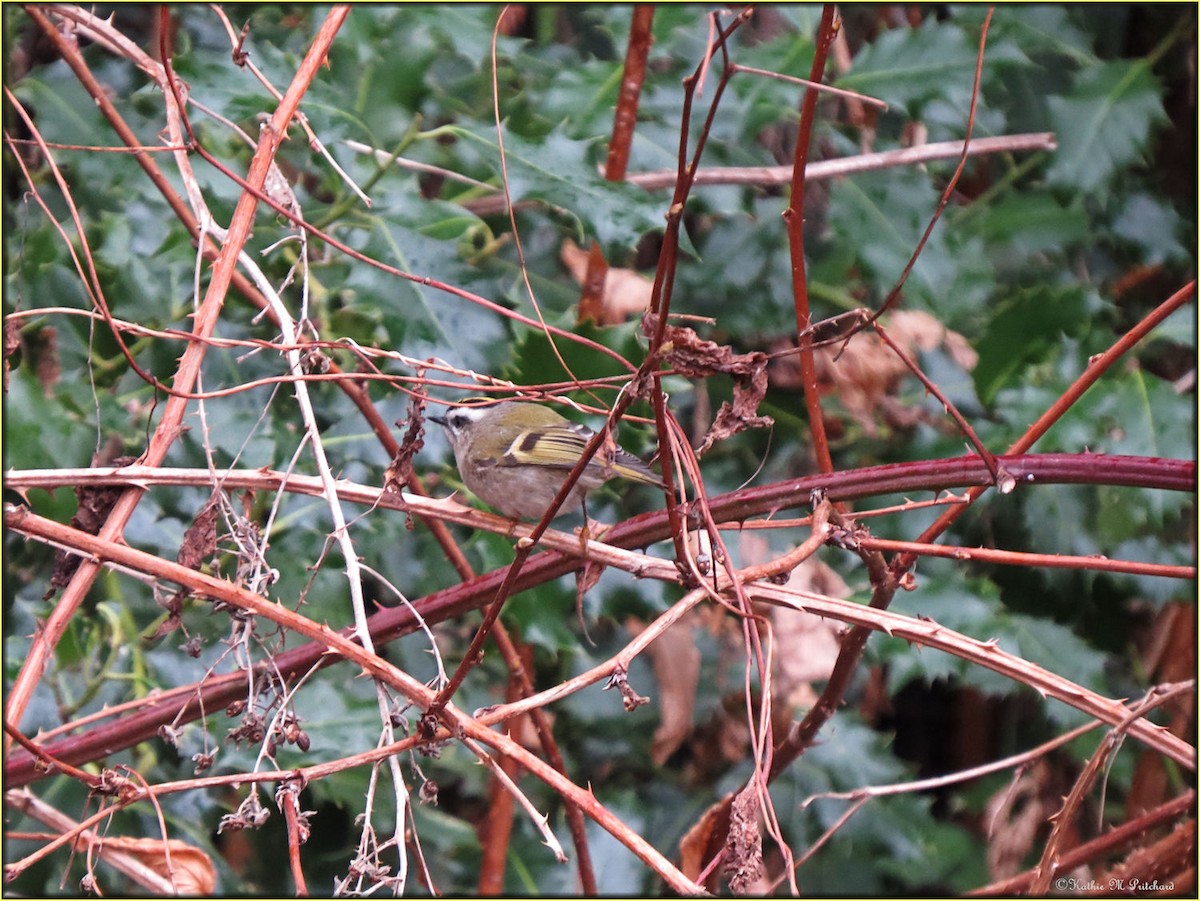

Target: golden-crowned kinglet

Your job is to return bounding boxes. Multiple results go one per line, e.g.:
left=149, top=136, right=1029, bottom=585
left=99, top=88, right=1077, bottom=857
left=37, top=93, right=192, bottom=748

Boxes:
left=431, top=401, right=663, bottom=520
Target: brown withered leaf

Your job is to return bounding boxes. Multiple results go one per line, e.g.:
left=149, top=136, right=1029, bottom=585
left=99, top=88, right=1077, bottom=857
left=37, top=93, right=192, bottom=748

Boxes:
left=69, top=483, right=124, bottom=536
left=627, top=614, right=702, bottom=766
left=385, top=386, right=428, bottom=499
left=724, top=785, right=765, bottom=895
left=571, top=239, right=609, bottom=324
left=890, top=308, right=978, bottom=370
left=642, top=314, right=773, bottom=454
left=3, top=315, right=18, bottom=359
left=562, top=238, right=654, bottom=325
left=151, top=495, right=219, bottom=640
left=33, top=325, right=60, bottom=398
left=45, top=454, right=137, bottom=598
left=3, top=315, right=19, bottom=393
left=698, top=374, right=774, bottom=457
left=770, top=310, right=977, bottom=437
left=177, top=493, right=220, bottom=571
left=150, top=589, right=187, bottom=641
left=679, top=796, right=728, bottom=885
left=263, top=159, right=301, bottom=223
left=13, top=324, right=61, bottom=398
left=95, top=836, right=217, bottom=895
left=642, top=313, right=758, bottom=379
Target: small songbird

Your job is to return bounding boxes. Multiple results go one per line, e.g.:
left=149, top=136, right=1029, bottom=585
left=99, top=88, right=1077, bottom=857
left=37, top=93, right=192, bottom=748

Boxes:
left=431, top=401, right=663, bottom=520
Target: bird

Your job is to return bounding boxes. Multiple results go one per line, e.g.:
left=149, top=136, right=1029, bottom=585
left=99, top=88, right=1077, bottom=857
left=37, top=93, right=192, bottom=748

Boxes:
left=430, top=401, right=663, bottom=520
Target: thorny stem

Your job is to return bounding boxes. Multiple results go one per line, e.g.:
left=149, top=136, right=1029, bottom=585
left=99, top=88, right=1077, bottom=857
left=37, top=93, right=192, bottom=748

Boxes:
left=7, top=7, right=1192, bottom=895
left=49, top=0, right=637, bottom=377
left=279, top=781, right=310, bottom=895
left=783, top=4, right=841, bottom=479
left=969, top=791, right=1195, bottom=896
left=7, top=503, right=1193, bottom=889
left=604, top=5, right=656, bottom=181
left=1028, top=682, right=1195, bottom=894
left=780, top=686, right=1193, bottom=891
left=12, top=503, right=1192, bottom=776
left=453, top=132, right=1059, bottom=212
left=487, top=619, right=599, bottom=894
left=646, top=9, right=753, bottom=575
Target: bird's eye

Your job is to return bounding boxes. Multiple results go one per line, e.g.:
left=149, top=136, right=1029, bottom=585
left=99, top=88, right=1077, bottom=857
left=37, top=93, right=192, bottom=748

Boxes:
left=446, top=412, right=469, bottom=431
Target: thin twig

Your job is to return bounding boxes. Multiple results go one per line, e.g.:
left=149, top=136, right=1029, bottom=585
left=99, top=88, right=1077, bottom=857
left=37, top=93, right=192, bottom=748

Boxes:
left=8, top=507, right=1193, bottom=774
left=622, top=133, right=1057, bottom=190
left=1028, top=681, right=1196, bottom=894
left=872, top=7, right=995, bottom=322
left=872, top=318, right=999, bottom=481
left=731, top=62, right=889, bottom=108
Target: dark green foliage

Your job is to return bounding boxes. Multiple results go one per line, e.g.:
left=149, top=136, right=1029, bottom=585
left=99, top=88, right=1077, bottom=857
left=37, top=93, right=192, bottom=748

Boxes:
left=4, top=5, right=1192, bottom=895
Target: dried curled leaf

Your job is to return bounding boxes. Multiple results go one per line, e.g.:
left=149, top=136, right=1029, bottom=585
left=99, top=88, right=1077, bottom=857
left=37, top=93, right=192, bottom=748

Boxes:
left=385, top=387, right=428, bottom=499
left=177, top=493, right=220, bottom=571
left=724, top=786, right=765, bottom=895
left=263, top=159, right=301, bottom=223
left=642, top=313, right=774, bottom=455
left=147, top=492, right=222, bottom=640
left=3, top=315, right=19, bottom=392
left=45, top=453, right=137, bottom=598
left=31, top=324, right=61, bottom=397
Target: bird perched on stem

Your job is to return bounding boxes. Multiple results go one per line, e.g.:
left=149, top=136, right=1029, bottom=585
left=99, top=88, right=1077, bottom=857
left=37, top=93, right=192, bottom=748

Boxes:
left=431, top=401, right=663, bottom=521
